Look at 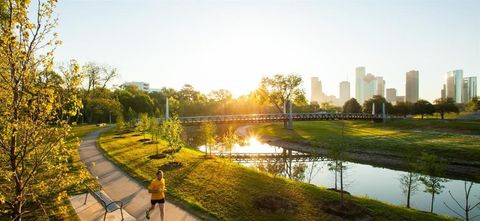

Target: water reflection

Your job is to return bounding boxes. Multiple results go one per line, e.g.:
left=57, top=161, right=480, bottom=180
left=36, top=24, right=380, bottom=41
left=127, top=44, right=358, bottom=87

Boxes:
left=197, top=136, right=480, bottom=219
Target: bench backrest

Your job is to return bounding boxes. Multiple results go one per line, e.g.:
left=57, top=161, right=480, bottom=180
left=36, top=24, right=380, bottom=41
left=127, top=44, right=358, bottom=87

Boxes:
left=86, top=187, right=120, bottom=212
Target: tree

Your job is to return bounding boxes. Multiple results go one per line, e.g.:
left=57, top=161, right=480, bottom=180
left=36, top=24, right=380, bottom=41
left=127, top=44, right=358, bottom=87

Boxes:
left=199, top=122, right=216, bottom=156
left=444, top=181, right=480, bottom=221
left=392, top=101, right=413, bottom=117
left=57, top=60, right=84, bottom=123
left=137, top=113, right=150, bottom=139
left=149, top=117, right=160, bottom=155
left=0, top=1, right=74, bottom=219
left=466, top=96, right=480, bottom=112
left=363, top=95, right=393, bottom=114
left=399, top=152, right=420, bottom=208
left=222, top=126, right=239, bottom=158
left=116, top=113, right=125, bottom=132
left=342, top=98, right=362, bottom=113
left=414, top=100, right=435, bottom=119
left=256, top=74, right=306, bottom=128
left=434, top=98, right=459, bottom=119
left=160, top=116, right=184, bottom=153
left=326, top=123, right=349, bottom=205
left=418, top=153, right=448, bottom=213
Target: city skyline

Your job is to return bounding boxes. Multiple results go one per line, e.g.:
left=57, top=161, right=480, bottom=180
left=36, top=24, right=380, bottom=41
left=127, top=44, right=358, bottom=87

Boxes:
left=55, top=0, right=480, bottom=102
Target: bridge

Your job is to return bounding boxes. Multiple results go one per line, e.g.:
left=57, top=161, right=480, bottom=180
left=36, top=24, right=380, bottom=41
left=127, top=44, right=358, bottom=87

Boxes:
left=178, top=113, right=388, bottom=125
left=212, top=151, right=326, bottom=163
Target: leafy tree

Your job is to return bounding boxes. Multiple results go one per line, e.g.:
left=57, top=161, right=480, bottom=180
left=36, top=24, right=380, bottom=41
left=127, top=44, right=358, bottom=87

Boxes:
left=199, top=122, right=217, bottom=156
left=116, top=113, right=125, bottom=131
left=392, top=101, right=413, bottom=117
left=160, top=116, right=184, bottom=153
left=399, top=152, right=420, bottom=208
left=57, top=60, right=84, bottom=123
left=256, top=74, right=306, bottom=128
left=291, top=163, right=307, bottom=181
left=418, top=153, right=448, bottom=213
left=0, top=1, right=75, bottom=219
left=137, top=113, right=150, bottom=139
left=465, top=96, right=480, bottom=112
left=222, top=126, right=239, bottom=157
left=434, top=98, right=459, bottom=119
left=342, top=98, right=362, bottom=113
left=149, top=117, right=161, bottom=155
left=413, top=100, right=435, bottom=119
left=326, top=123, right=349, bottom=205
left=363, top=95, right=393, bottom=114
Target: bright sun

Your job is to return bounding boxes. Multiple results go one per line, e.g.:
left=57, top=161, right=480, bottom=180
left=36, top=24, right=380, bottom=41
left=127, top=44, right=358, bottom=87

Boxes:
left=248, top=136, right=261, bottom=146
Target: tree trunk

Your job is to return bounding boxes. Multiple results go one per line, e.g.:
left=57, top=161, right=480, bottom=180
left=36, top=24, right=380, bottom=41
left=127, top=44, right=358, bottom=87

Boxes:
left=440, top=112, right=444, bottom=120
left=407, top=175, right=411, bottom=208
left=430, top=192, right=435, bottom=213
left=421, top=114, right=424, bottom=119
left=340, top=161, right=344, bottom=206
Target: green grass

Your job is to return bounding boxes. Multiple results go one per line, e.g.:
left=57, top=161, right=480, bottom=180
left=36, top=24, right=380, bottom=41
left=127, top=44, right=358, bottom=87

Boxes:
left=251, top=119, right=480, bottom=164
left=97, top=127, right=454, bottom=221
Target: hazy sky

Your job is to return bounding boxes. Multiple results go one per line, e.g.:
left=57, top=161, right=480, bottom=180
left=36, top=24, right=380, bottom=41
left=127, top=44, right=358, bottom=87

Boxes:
left=55, top=0, right=480, bottom=102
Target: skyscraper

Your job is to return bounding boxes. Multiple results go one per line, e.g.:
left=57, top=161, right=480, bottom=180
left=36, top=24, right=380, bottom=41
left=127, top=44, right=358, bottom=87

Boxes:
left=376, top=76, right=385, bottom=97
left=339, top=81, right=351, bottom=105
left=463, top=76, right=477, bottom=102
left=406, top=70, right=419, bottom=103
left=311, top=77, right=322, bottom=104
left=363, top=73, right=377, bottom=101
left=386, top=88, right=397, bottom=103
left=355, top=67, right=365, bottom=103
left=446, top=70, right=464, bottom=103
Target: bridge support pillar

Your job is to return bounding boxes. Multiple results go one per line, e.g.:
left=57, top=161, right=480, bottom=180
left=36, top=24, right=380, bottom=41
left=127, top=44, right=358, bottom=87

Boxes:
left=287, top=100, right=293, bottom=130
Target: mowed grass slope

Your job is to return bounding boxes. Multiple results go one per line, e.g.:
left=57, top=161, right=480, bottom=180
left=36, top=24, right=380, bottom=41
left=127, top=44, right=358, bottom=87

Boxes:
left=98, top=128, right=453, bottom=221
left=252, top=119, right=480, bottom=163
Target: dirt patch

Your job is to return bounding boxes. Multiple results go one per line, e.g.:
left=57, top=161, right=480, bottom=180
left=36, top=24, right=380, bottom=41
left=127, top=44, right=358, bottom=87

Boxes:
left=131, top=134, right=141, bottom=137
left=162, top=149, right=177, bottom=155
left=321, top=200, right=371, bottom=221
left=113, top=135, right=125, bottom=139
left=138, top=138, right=150, bottom=142
left=253, top=195, right=297, bottom=213
left=148, top=154, right=166, bottom=159
left=327, top=188, right=351, bottom=195
left=201, top=155, right=216, bottom=160
left=143, top=140, right=159, bottom=145
left=159, top=162, right=183, bottom=170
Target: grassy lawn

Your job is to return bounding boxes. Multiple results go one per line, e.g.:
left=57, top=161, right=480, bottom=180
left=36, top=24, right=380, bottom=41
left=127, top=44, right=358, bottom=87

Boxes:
left=97, top=127, right=454, bottom=221
left=251, top=119, right=480, bottom=164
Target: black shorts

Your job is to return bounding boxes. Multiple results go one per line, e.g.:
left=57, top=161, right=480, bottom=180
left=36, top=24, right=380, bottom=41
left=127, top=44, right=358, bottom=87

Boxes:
left=151, top=198, right=165, bottom=205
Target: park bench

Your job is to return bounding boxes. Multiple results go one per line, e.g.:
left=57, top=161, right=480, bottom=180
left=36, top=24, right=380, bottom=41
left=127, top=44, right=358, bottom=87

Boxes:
left=83, top=186, right=124, bottom=221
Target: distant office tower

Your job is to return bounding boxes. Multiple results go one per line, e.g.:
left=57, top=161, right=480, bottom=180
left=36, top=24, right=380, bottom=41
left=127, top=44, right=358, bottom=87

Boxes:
left=363, top=73, right=377, bottom=101
left=355, top=67, right=366, bottom=103
left=446, top=70, right=464, bottom=103
left=396, top=96, right=405, bottom=103
left=463, top=76, right=477, bottom=102
left=375, top=76, right=385, bottom=97
left=386, top=88, right=397, bottom=103
left=406, top=70, right=419, bottom=103
left=311, top=77, right=322, bottom=104
left=441, top=84, right=446, bottom=99
left=122, top=81, right=150, bottom=91
left=339, top=81, right=351, bottom=105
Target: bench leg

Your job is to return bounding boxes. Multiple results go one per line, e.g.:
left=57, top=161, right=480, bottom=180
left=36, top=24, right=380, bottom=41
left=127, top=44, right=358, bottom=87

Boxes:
left=121, top=208, right=124, bottom=220
left=83, top=192, right=88, bottom=205
left=104, top=210, right=107, bottom=221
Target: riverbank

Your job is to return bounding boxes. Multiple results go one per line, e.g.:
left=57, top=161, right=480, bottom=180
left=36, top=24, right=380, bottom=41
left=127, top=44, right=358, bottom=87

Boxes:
left=97, top=126, right=454, bottom=221
left=243, top=120, right=480, bottom=182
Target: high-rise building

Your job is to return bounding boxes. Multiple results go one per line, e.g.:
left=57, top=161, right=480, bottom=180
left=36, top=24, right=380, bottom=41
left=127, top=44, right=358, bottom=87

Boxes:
left=376, top=76, right=385, bottom=97
left=386, top=88, right=397, bottom=103
left=446, top=70, right=464, bottom=103
left=396, top=96, right=405, bottom=103
left=355, top=67, right=365, bottom=104
left=311, top=77, right=322, bottom=104
left=463, top=76, right=477, bottom=102
left=363, top=73, right=377, bottom=101
left=339, top=81, right=351, bottom=105
left=441, top=84, right=446, bottom=99
left=406, top=70, right=419, bottom=103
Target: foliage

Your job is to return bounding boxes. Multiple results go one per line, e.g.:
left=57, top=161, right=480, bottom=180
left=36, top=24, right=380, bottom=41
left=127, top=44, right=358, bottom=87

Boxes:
left=116, top=113, right=125, bottom=131
left=414, top=100, right=435, bottom=119
left=137, top=113, right=150, bottom=139
left=392, top=101, right=413, bottom=117
left=149, top=117, right=160, bottom=155
left=465, top=96, right=480, bottom=112
left=418, top=153, right=448, bottom=213
left=434, top=98, right=459, bottom=120
left=160, top=116, right=184, bottom=153
left=222, top=126, right=239, bottom=157
left=199, top=122, right=216, bottom=155
left=363, top=95, right=393, bottom=114
left=399, top=152, right=420, bottom=208
left=342, top=98, right=362, bottom=113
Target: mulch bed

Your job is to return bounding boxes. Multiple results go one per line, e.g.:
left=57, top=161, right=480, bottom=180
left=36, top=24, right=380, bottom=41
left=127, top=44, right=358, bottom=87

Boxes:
left=138, top=138, right=150, bottom=142
left=113, top=135, right=125, bottom=139
left=321, top=200, right=372, bottom=221
left=148, top=154, right=166, bottom=159
left=159, top=161, right=183, bottom=170
left=253, top=195, right=297, bottom=214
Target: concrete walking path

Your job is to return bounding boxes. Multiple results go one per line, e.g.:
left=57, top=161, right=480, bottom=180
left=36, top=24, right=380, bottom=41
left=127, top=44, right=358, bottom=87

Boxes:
left=77, top=128, right=199, bottom=221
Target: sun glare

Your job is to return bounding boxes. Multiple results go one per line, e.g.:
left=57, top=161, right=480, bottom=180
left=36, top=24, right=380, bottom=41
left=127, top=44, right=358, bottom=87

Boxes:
left=247, top=136, right=261, bottom=146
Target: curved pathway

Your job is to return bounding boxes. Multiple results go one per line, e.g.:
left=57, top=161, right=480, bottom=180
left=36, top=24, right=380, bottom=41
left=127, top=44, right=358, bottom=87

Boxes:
left=79, top=128, right=199, bottom=221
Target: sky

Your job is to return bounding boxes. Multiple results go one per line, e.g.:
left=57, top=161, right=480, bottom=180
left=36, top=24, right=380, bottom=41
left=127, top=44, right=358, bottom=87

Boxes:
left=54, top=0, right=480, bottom=102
